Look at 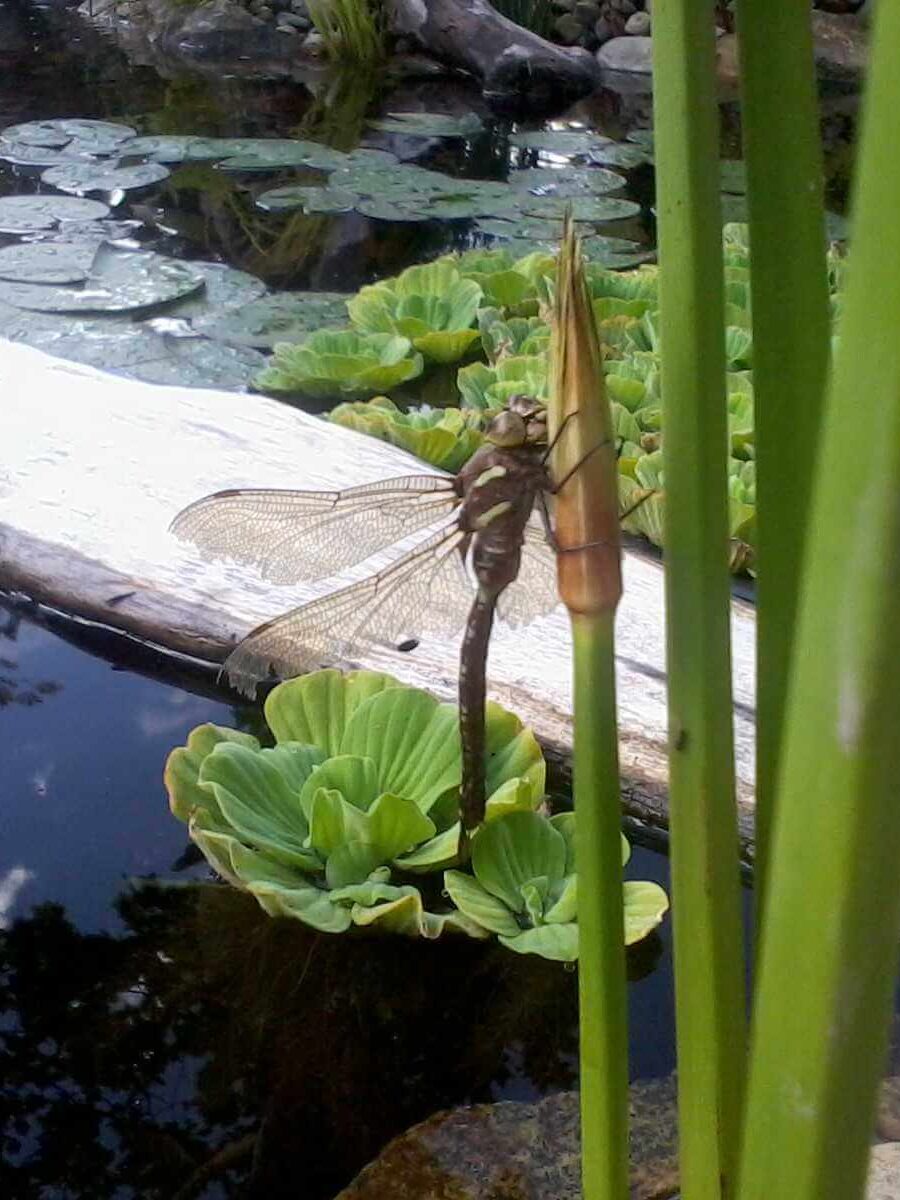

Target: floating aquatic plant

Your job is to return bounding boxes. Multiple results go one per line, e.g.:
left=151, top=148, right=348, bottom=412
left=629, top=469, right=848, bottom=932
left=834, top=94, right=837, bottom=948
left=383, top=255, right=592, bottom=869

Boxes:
left=165, top=669, right=545, bottom=939
left=328, top=396, right=485, bottom=472
left=348, top=261, right=483, bottom=365
left=254, top=329, right=424, bottom=399
left=445, top=812, right=668, bottom=961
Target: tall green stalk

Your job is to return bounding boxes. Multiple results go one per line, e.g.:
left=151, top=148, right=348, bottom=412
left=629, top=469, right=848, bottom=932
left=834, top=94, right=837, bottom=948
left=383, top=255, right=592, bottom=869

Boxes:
left=734, top=0, right=830, bottom=909
left=651, top=5, right=746, bottom=1197
left=737, top=4, right=900, bottom=1195
left=551, top=225, right=629, bottom=1200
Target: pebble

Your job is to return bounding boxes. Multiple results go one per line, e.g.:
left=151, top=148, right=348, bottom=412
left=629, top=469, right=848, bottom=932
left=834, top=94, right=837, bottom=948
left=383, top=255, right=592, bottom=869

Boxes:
left=277, top=10, right=309, bottom=26
left=594, top=15, right=616, bottom=43
left=625, top=10, right=651, bottom=34
left=275, top=22, right=298, bottom=34
left=304, top=29, right=324, bottom=50
left=254, top=4, right=273, bottom=17
left=554, top=12, right=584, bottom=42
left=573, top=0, right=601, bottom=26
left=596, top=34, right=653, bottom=72
left=610, top=0, right=636, bottom=14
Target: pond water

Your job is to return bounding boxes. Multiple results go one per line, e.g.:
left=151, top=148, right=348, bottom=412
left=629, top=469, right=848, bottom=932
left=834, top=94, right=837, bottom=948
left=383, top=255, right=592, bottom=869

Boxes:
left=1, top=599, right=679, bottom=1199
left=0, top=4, right=877, bottom=1195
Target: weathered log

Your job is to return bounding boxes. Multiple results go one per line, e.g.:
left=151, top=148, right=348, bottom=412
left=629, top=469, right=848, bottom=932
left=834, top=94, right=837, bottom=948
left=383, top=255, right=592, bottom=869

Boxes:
left=0, top=341, right=757, bottom=855
left=387, top=0, right=603, bottom=112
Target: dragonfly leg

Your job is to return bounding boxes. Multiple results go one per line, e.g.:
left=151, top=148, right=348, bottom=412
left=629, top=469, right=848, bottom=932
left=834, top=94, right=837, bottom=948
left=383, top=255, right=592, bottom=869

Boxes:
left=551, top=436, right=616, bottom=493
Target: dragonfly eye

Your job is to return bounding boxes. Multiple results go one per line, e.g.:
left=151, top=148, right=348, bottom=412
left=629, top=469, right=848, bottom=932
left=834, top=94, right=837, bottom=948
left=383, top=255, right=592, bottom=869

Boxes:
left=486, top=410, right=527, bottom=447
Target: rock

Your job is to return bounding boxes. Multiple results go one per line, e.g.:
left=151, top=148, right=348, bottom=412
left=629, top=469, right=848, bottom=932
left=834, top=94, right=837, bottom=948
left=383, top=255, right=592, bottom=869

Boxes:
left=303, top=28, right=324, bottom=50
left=255, top=4, right=273, bottom=17
left=877, top=1076, right=900, bottom=1142
left=574, top=0, right=601, bottom=27
left=597, top=34, right=653, bottom=72
left=594, top=15, right=616, bottom=43
left=868, top=1143, right=900, bottom=1200
left=625, top=10, right=651, bottom=34
left=552, top=0, right=576, bottom=9
left=336, top=1079, right=681, bottom=1200
left=611, top=0, right=637, bottom=13
left=554, top=12, right=584, bottom=43
left=276, top=10, right=308, bottom=27
left=291, top=0, right=309, bottom=10
left=275, top=21, right=298, bottom=33
left=811, top=10, right=868, bottom=82
left=269, top=0, right=292, bottom=10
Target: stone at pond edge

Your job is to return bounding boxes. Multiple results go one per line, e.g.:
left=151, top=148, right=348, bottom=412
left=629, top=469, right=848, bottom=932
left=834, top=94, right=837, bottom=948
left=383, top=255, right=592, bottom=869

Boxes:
left=335, top=1079, right=681, bottom=1200
left=597, top=35, right=653, bottom=73
left=868, top=1143, right=900, bottom=1200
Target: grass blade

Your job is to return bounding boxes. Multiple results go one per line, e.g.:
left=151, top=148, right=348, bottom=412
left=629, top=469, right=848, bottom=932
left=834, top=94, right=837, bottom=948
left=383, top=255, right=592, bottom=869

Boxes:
left=651, top=3, right=747, bottom=1195
left=737, top=3, right=900, bottom=1194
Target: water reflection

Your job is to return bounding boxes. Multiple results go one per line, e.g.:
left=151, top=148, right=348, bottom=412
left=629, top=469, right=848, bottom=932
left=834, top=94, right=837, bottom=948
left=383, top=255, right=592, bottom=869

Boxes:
left=0, top=879, right=584, bottom=1199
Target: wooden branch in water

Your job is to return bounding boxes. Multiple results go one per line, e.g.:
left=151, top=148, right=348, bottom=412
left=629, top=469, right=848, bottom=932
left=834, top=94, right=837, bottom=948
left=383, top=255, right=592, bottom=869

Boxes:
left=386, top=0, right=602, bottom=111
left=0, top=342, right=757, bottom=855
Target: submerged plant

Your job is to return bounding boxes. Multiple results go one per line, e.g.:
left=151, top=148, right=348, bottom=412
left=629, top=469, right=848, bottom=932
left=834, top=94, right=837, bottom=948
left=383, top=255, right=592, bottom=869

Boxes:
left=444, top=811, right=668, bottom=961
left=165, top=669, right=545, bottom=939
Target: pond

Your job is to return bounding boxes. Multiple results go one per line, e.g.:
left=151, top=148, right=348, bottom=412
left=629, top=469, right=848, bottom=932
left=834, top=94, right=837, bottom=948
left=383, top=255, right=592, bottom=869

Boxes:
left=1, top=598, right=679, bottom=1198
left=0, top=3, right=875, bottom=1195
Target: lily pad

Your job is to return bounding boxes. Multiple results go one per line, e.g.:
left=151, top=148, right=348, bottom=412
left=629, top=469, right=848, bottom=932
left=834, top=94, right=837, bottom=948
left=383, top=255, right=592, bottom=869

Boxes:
left=256, top=185, right=359, bottom=214
left=368, top=111, right=484, bottom=138
left=354, top=197, right=431, bottom=222
left=1, top=118, right=136, bottom=151
left=584, top=142, right=652, bottom=169
left=0, top=194, right=111, bottom=233
left=342, top=148, right=400, bottom=167
left=191, top=292, right=352, bottom=348
left=117, top=135, right=224, bottom=163
left=164, top=261, right=268, bottom=316
left=520, top=194, right=641, bottom=222
left=41, top=161, right=171, bottom=195
left=511, top=166, right=626, bottom=196
left=217, top=139, right=348, bottom=172
left=0, top=141, right=102, bottom=168
left=33, top=218, right=143, bottom=243
left=0, top=245, right=204, bottom=313
left=509, top=129, right=614, bottom=156
left=0, top=241, right=98, bottom=284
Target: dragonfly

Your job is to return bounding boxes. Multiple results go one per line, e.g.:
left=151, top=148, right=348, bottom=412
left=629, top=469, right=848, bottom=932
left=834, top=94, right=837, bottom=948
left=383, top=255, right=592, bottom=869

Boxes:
left=171, top=397, right=593, bottom=839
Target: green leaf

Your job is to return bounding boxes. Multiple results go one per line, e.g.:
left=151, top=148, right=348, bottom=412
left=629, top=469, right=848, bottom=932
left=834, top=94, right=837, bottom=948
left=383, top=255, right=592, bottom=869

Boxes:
left=164, top=723, right=261, bottom=822
left=198, top=743, right=320, bottom=871
left=623, top=880, right=670, bottom=945
left=470, top=811, right=567, bottom=911
left=484, top=701, right=546, bottom=805
left=365, top=792, right=437, bottom=859
left=348, top=885, right=490, bottom=939
left=393, top=823, right=462, bottom=873
left=42, top=161, right=170, bottom=194
left=307, top=788, right=369, bottom=858
left=229, top=843, right=351, bottom=932
left=328, top=398, right=484, bottom=472
left=484, top=777, right=541, bottom=821
left=298, top=755, right=380, bottom=821
left=255, top=329, right=423, bottom=399
left=264, top=669, right=404, bottom=755
left=443, top=869, right=521, bottom=936
left=498, top=923, right=579, bottom=961
left=340, top=687, right=462, bottom=813
left=543, top=874, right=577, bottom=925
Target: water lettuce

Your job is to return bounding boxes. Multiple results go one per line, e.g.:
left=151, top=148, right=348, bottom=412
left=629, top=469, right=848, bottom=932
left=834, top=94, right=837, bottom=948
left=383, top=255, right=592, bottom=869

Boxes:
left=165, top=669, right=545, bottom=939
left=348, top=260, right=483, bottom=364
left=254, top=329, right=423, bottom=400
left=444, top=811, right=669, bottom=961
left=328, top=396, right=485, bottom=472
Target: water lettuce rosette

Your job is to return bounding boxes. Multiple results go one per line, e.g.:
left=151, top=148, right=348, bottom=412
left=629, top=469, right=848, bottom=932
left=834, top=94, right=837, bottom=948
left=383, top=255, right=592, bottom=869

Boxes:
left=328, top=395, right=485, bottom=472
left=164, top=669, right=545, bottom=940
left=444, top=811, right=669, bottom=961
left=254, top=329, right=423, bottom=400
left=348, top=260, right=483, bottom=364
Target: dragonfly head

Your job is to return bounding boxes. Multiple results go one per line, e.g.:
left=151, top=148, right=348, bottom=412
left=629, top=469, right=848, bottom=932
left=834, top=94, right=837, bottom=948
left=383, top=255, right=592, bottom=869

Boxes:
left=486, top=395, right=548, bottom=448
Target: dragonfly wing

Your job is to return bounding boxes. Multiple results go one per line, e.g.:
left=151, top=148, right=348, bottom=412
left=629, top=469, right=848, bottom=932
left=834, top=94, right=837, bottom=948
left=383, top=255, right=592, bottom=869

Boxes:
left=223, top=523, right=474, bottom=696
left=496, top=521, right=561, bottom=628
left=171, top=474, right=458, bottom=585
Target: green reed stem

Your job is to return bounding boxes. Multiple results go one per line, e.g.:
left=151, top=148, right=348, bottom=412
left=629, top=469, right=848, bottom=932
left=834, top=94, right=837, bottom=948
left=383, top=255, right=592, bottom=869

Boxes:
left=734, top=0, right=830, bottom=913
left=651, top=4, right=747, bottom=1197
left=737, top=3, right=900, bottom=1194
left=573, top=613, right=629, bottom=1200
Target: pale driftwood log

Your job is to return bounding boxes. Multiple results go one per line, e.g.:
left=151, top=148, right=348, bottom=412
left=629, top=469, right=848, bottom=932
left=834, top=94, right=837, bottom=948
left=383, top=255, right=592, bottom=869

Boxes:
left=0, top=341, right=757, bottom=853
left=387, top=0, right=602, bottom=110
